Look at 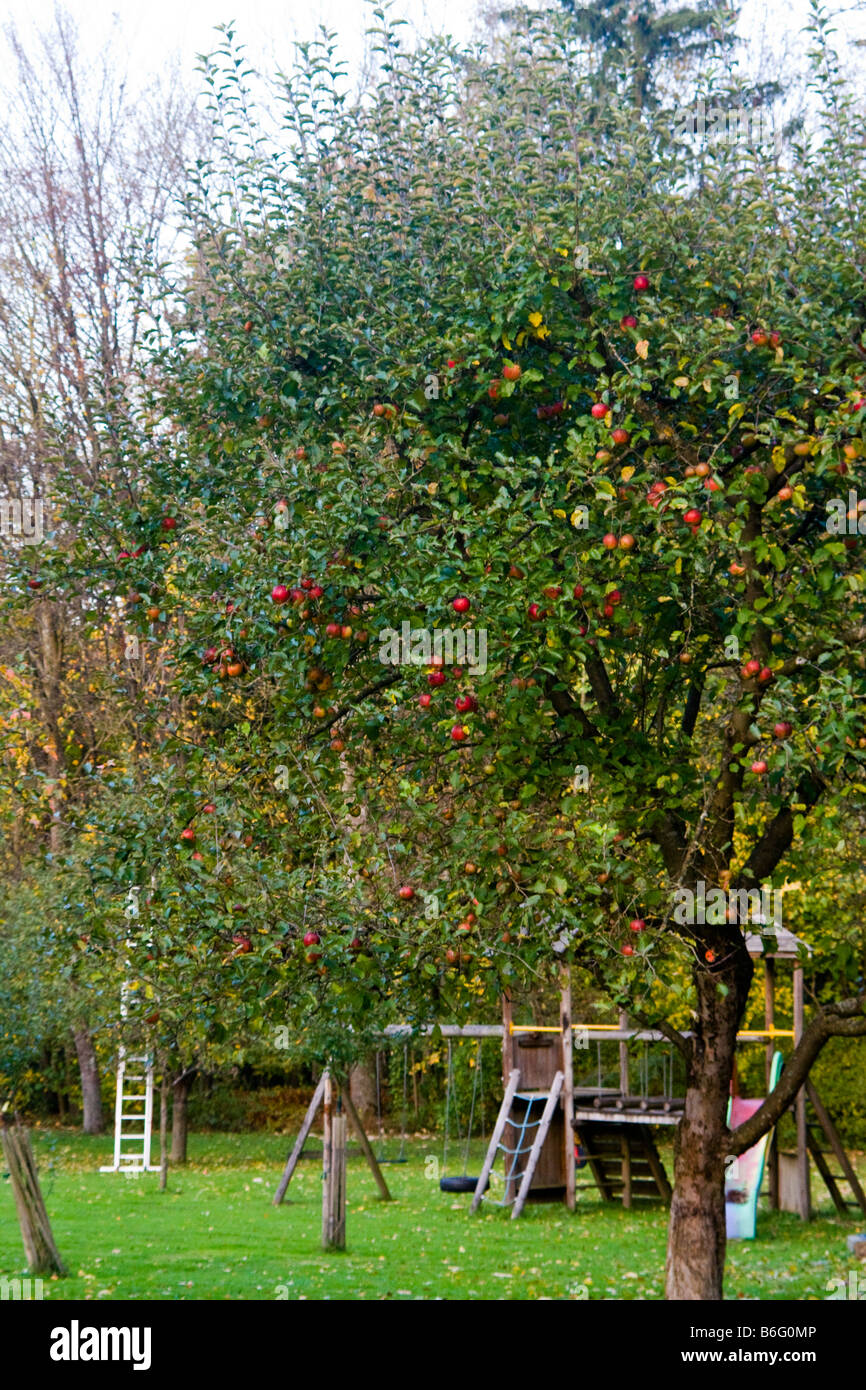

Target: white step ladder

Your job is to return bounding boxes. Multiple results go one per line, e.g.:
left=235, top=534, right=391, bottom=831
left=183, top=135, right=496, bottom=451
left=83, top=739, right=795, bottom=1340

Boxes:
left=99, top=1050, right=160, bottom=1173
left=100, top=890, right=160, bottom=1174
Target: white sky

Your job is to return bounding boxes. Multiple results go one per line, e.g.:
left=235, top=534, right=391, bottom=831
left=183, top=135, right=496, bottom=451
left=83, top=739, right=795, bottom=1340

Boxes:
left=2, top=0, right=864, bottom=91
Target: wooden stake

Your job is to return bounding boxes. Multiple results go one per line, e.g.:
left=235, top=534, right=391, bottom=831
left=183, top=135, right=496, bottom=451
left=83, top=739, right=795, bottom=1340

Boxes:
left=273, top=1074, right=326, bottom=1205
left=321, top=1080, right=347, bottom=1251
left=764, top=958, right=779, bottom=1208
left=158, top=1063, right=169, bottom=1193
left=0, top=1112, right=66, bottom=1276
left=340, top=1085, right=392, bottom=1201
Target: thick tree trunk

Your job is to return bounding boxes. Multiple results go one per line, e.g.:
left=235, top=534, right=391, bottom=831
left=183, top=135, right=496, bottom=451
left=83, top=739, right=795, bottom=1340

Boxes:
left=349, top=1060, right=377, bottom=1127
left=0, top=1113, right=67, bottom=1276
left=171, top=1073, right=192, bottom=1164
left=665, top=972, right=742, bottom=1300
left=71, top=1026, right=104, bottom=1134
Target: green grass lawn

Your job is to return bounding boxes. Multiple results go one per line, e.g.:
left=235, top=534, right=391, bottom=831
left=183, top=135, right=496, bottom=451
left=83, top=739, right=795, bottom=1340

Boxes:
left=1, top=1130, right=863, bottom=1300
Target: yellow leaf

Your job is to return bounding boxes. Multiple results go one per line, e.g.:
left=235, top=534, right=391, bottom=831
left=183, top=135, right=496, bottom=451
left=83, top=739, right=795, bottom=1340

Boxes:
left=528, top=311, right=543, bottom=327
left=555, top=246, right=569, bottom=257
left=553, top=508, right=566, bottom=519
left=636, top=339, right=649, bottom=360
left=675, top=557, right=683, bottom=575
left=620, top=465, right=635, bottom=481
left=502, top=335, right=512, bottom=351
left=674, top=375, right=689, bottom=388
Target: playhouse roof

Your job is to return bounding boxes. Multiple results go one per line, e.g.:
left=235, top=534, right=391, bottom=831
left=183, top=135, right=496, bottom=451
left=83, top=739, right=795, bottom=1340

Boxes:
left=743, top=925, right=811, bottom=959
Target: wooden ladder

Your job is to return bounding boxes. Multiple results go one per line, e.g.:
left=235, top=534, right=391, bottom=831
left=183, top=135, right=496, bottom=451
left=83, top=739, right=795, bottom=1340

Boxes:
left=471, top=1069, right=564, bottom=1219
left=804, top=1081, right=866, bottom=1217
left=574, top=1121, right=672, bottom=1206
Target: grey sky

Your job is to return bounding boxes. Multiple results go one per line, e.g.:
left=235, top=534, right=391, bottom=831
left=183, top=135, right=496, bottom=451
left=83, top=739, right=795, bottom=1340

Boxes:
left=3, top=0, right=864, bottom=90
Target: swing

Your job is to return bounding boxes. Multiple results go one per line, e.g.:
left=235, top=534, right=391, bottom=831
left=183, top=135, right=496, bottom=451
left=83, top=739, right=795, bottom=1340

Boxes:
left=439, top=1038, right=489, bottom=1194
left=374, top=1046, right=409, bottom=1164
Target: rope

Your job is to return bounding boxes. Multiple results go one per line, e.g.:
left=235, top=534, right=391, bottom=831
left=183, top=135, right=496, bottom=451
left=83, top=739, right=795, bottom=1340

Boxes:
left=442, top=1039, right=452, bottom=1176
left=461, top=1040, right=481, bottom=1174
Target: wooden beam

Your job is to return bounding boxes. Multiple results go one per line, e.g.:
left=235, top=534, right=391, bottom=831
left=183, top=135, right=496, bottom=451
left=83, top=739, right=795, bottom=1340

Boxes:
left=322, top=1109, right=347, bottom=1251
left=793, top=965, right=811, bottom=1221
left=620, top=1129, right=632, bottom=1209
left=511, top=1072, right=564, bottom=1220
left=637, top=1128, right=672, bottom=1203
left=561, top=968, right=575, bottom=1213
left=471, top=1069, right=520, bottom=1213
left=501, top=994, right=513, bottom=1090
left=340, top=1084, right=392, bottom=1202
left=804, top=1127, right=849, bottom=1217
left=273, top=1073, right=326, bottom=1205
left=618, top=1011, right=629, bottom=1096
left=806, top=1080, right=866, bottom=1217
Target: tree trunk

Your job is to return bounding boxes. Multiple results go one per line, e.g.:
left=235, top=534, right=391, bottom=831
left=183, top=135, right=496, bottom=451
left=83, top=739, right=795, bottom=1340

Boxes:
left=171, top=1072, right=192, bottom=1164
left=71, top=1026, right=103, bottom=1134
left=664, top=972, right=742, bottom=1300
left=0, top=1113, right=67, bottom=1276
left=159, top=1065, right=169, bottom=1192
left=349, top=1060, right=377, bottom=1127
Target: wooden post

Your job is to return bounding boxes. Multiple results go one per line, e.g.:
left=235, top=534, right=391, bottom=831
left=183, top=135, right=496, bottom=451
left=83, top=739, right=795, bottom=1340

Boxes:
left=321, top=1073, right=334, bottom=1247
left=158, top=1063, right=169, bottom=1193
left=501, top=993, right=513, bottom=1090
left=322, top=1104, right=347, bottom=1252
left=764, top=957, right=779, bottom=1209
left=560, top=968, right=575, bottom=1212
left=618, top=1010, right=629, bottom=1097
left=340, top=1084, right=392, bottom=1201
left=0, top=1112, right=66, bottom=1276
left=620, top=1130, right=632, bottom=1210
left=273, top=1074, right=326, bottom=1204
left=793, top=964, right=810, bottom=1221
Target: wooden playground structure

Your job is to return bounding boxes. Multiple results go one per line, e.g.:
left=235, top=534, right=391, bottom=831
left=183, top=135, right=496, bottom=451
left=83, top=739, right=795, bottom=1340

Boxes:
left=271, top=933, right=866, bottom=1240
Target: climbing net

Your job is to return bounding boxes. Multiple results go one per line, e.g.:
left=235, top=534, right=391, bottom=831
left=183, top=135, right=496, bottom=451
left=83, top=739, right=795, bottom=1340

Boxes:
left=483, top=1092, right=549, bottom=1207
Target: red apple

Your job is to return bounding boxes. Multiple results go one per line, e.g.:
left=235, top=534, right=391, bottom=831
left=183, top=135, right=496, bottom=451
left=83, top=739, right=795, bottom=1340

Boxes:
left=602, top=534, right=618, bottom=550
left=633, top=274, right=650, bottom=292
left=180, top=828, right=195, bottom=844
left=398, top=885, right=415, bottom=900
left=502, top=362, right=521, bottom=381
left=542, top=585, right=561, bottom=600
left=271, top=584, right=290, bottom=604
left=751, top=330, right=768, bottom=346
left=622, top=943, right=635, bottom=956
left=773, top=721, right=793, bottom=739
left=620, top=314, right=638, bottom=329
left=573, top=584, right=585, bottom=599
left=450, top=724, right=468, bottom=742
left=742, top=659, right=761, bottom=677
left=428, top=670, right=446, bottom=687
left=591, top=402, right=607, bottom=419
left=527, top=602, right=542, bottom=620
left=611, top=428, right=630, bottom=446
left=629, top=918, right=645, bottom=932
left=418, top=693, right=432, bottom=708
left=161, top=517, right=177, bottom=531
left=683, top=508, right=702, bottom=526
left=452, top=595, right=470, bottom=613
left=618, top=534, right=635, bottom=550
left=203, top=803, right=216, bottom=814
left=757, top=667, right=773, bottom=684
left=750, top=760, right=768, bottom=775
left=455, top=694, right=476, bottom=713
left=303, top=930, right=321, bottom=947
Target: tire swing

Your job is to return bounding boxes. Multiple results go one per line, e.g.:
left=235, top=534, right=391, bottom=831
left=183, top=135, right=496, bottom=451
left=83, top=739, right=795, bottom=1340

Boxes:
left=439, top=1038, right=489, bottom=1195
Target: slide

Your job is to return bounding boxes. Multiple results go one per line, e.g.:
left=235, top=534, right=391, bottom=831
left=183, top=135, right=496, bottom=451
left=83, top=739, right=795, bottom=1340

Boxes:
left=725, top=1051, right=784, bottom=1240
